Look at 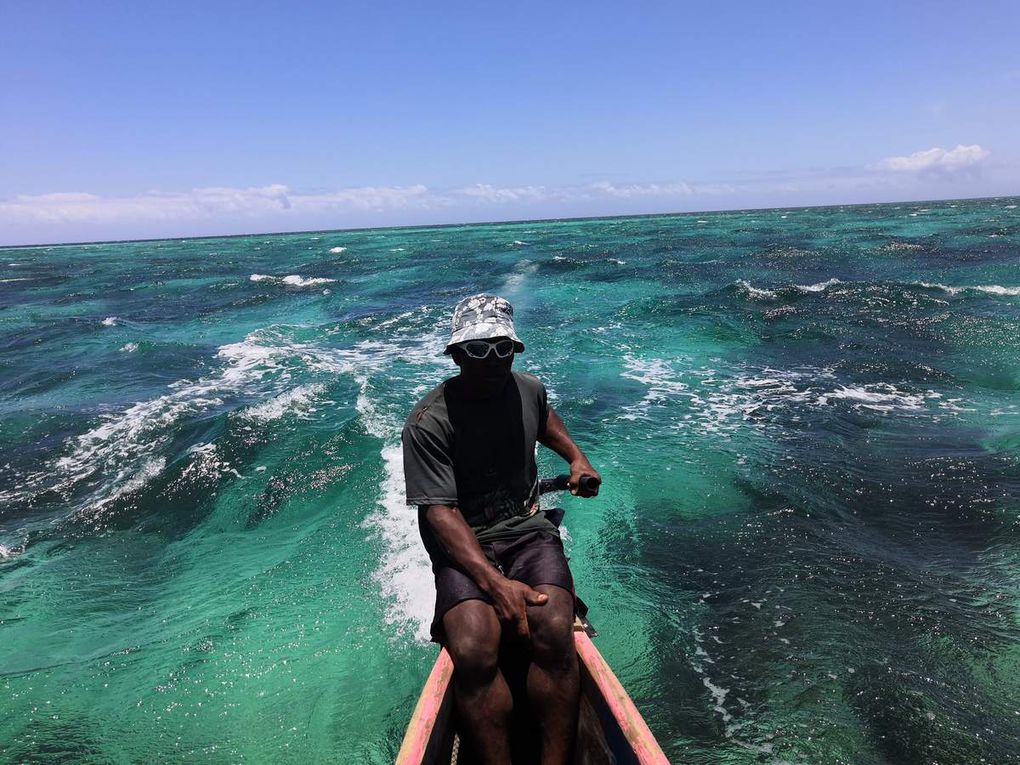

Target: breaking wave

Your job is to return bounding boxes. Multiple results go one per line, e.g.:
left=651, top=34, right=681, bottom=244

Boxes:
left=249, top=273, right=336, bottom=287
left=620, top=356, right=975, bottom=435
left=731, top=278, right=1020, bottom=302
left=916, top=282, right=1020, bottom=297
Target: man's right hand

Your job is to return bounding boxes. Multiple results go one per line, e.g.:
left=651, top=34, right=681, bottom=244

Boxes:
left=422, top=504, right=550, bottom=639
left=489, top=578, right=548, bottom=639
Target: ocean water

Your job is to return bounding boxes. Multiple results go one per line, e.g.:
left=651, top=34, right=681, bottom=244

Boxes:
left=1, top=198, right=1019, bottom=764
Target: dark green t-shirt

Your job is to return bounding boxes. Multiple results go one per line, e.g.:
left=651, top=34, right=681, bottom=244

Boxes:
left=402, top=371, right=559, bottom=546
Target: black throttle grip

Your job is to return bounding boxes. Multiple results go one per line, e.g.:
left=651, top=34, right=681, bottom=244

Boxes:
left=538, top=474, right=600, bottom=495
left=578, top=475, right=601, bottom=495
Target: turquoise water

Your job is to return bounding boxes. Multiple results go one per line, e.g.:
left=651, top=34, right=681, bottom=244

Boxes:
left=2, top=198, right=1019, bottom=763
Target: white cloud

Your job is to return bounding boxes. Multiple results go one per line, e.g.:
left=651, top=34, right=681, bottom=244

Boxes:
left=0, top=185, right=287, bottom=223
left=297, top=184, right=432, bottom=211
left=0, top=181, right=704, bottom=230
left=0, top=184, right=440, bottom=225
left=587, top=181, right=695, bottom=198
left=2, top=151, right=1013, bottom=245
left=455, top=184, right=550, bottom=203
left=878, top=144, right=990, bottom=176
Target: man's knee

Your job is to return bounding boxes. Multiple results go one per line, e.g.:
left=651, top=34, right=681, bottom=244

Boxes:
left=443, top=599, right=501, bottom=679
left=528, top=586, right=576, bottom=667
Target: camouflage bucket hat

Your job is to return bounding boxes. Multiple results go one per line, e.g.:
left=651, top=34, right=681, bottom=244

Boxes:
left=444, top=294, right=525, bottom=355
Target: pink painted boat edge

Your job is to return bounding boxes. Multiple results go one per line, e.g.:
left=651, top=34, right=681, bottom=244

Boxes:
left=574, top=631, right=670, bottom=765
left=395, top=647, right=455, bottom=765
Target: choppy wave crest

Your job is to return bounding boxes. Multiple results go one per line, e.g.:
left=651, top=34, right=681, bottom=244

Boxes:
left=249, top=273, right=336, bottom=287
left=620, top=356, right=976, bottom=435
left=732, top=278, right=1020, bottom=302
left=1, top=323, right=449, bottom=535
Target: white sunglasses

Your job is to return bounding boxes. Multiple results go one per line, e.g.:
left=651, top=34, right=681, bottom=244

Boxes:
left=458, top=338, right=516, bottom=359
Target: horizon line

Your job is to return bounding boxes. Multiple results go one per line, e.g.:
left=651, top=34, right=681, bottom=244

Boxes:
left=2, top=191, right=1017, bottom=251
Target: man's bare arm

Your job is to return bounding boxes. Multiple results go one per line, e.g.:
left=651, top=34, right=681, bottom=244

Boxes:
left=422, top=504, right=547, bottom=637
left=539, top=406, right=601, bottom=496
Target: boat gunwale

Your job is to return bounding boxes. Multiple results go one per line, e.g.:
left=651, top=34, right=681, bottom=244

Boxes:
left=395, top=647, right=456, bottom=765
left=396, top=632, right=669, bottom=764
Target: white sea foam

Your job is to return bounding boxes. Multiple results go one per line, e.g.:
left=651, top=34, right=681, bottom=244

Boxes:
left=764, top=306, right=797, bottom=320
left=974, top=285, right=1020, bottom=296
left=179, top=442, right=242, bottom=482
left=620, top=356, right=964, bottom=434
left=328, top=246, right=347, bottom=253
left=703, top=677, right=733, bottom=723
left=817, top=384, right=928, bottom=411
left=689, top=629, right=733, bottom=726
left=794, top=278, right=842, bottom=292
left=502, top=260, right=539, bottom=292
left=737, top=277, right=1020, bottom=301
left=242, top=383, right=325, bottom=423
left=734, top=280, right=777, bottom=300
left=101, top=316, right=118, bottom=326
left=85, top=456, right=166, bottom=520
left=364, top=443, right=435, bottom=642
left=0, top=542, right=24, bottom=560
left=736, top=277, right=842, bottom=296
left=916, top=281, right=961, bottom=295
left=47, top=387, right=223, bottom=514
left=373, top=310, right=417, bottom=332
left=0, top=277, right=29, bottom=283
left=916, top=282, right=1020, bottom=297
left=120, top=342, right=139, bottom=353
left=249, top=273, right=336, bottom=287
left=622, top=357, right=694, bottom=402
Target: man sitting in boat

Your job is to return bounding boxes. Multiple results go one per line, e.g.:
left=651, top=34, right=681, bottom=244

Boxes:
left=402, top=294, right=601, bottom=765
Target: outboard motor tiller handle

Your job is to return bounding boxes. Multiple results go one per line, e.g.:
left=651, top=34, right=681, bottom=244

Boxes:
left=538, top=474, right=600, bottom=496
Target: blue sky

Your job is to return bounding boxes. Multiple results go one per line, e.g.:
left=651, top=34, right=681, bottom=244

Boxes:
left=1, top=0, right=1018, bottom=244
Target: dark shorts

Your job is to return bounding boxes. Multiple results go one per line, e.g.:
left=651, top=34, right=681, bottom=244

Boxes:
left=430, top=530, right=574, bottom=643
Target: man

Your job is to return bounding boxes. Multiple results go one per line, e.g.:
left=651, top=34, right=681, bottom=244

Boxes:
left=402, top=294, right=601, bottom=765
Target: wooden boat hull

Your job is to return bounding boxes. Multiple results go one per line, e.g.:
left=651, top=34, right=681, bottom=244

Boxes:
left=396, top=630, right=668, bottom=765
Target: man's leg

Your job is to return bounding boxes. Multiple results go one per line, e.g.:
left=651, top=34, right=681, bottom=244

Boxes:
left=527, top=584, right=579, bottom=765
left=442, top=599, right=511, bottom=765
